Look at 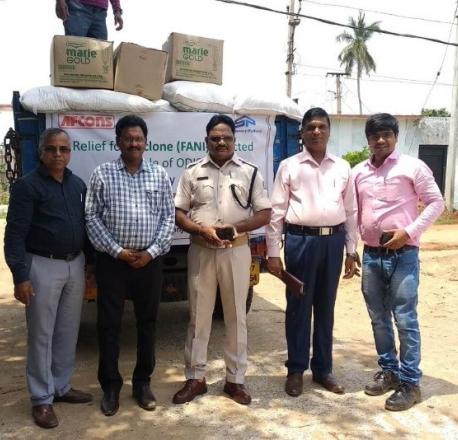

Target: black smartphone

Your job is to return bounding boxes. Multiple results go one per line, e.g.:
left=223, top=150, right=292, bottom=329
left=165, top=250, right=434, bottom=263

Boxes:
left=216, top=227, right=235, bottom=241
left=379, top=232, right=394, bottom=246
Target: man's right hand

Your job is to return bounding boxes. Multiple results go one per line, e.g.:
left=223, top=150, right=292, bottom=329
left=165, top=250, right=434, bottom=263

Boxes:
left=14, top=281, right=34, bottom=306
left=118, top=249, right=138, bottom=264
left=55, top=0, right=69, bottom=20
left=267, top=257, right=283, bottom=278
left=199, top=225, right=228, bottom=247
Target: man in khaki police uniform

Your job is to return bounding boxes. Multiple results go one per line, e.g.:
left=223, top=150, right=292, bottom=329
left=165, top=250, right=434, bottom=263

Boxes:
left=172, top=114, right=271, bottom=405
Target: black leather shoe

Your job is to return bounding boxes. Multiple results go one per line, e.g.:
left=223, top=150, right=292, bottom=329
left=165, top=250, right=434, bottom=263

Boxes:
left=100, top=390, right=119, bottom=416
left=312, top=374, right=345, bottom=394
left=132, top=383, right=156, bottom=411
left=385, top=382, right=421, bottom=411
left=365, top=370, right=400, bottom=396
left=285, top=373, right=303, bottom=397
left=54, top=388, right=93, bottom=404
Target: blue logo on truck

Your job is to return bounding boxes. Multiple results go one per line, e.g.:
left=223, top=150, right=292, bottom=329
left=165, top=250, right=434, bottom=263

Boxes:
left=235, top=116, right=256, bottom=129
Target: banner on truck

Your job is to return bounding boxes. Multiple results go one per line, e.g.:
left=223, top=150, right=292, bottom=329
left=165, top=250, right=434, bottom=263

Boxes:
left=46, top=112, right=276, bottom=244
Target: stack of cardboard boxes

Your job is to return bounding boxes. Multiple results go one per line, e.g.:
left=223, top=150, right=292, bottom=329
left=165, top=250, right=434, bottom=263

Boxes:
left=50, top=32, right=224, bottom=101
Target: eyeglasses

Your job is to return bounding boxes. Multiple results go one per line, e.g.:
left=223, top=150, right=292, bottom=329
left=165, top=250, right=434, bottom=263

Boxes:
left=367, top=131, right=395, bottom=143
left=43, top=146, right=71, bottom=154
left=208, top=136, right=235, bottom=143
left=119, top=136, right=146, bottom=144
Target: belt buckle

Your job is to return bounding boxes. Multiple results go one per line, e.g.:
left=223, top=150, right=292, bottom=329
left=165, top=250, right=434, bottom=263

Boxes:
left=319, top=227, right=332, bottom=236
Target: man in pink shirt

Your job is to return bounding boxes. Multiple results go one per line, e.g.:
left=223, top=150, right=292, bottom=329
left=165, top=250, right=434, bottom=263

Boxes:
left=267, top=107, right=358, bottom=397
left=55, top=0, right=123, bottom=40
left=353, top=113, right=444, bottom=411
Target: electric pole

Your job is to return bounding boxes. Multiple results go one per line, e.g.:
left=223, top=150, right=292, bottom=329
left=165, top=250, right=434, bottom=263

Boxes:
left=286, top=0, right=300, bottom=97
left=445, top=6, right=458, bottom=211
left=326, top=72, right=349, bottom=114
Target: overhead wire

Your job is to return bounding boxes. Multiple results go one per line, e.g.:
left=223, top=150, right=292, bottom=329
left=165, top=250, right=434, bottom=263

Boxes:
left=215, top=0, right=458, bottom=47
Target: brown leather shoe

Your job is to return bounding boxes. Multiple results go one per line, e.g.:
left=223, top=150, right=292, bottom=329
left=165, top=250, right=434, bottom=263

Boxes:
left=54, top=388, right=93, bottom=404
left=285, top=373, right=303, bottom=397
left=32, top=404, right=58, bottom=429
left=223, top=382, right=251, bottom=405
left=172, top=379, right=207, bottom=404
left=313, top=374, right=345, bottom=394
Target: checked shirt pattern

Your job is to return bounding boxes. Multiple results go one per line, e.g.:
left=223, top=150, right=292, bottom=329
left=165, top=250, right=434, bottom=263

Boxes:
left=85, top=157, right=175, bottom=259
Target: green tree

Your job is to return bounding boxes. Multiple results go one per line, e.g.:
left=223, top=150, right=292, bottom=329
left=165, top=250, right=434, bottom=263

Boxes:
left=421, top=108, right=450, bottom=117
left=342, top=146, right=370, bottom=168
left=336, top=11, right=381, bottom=114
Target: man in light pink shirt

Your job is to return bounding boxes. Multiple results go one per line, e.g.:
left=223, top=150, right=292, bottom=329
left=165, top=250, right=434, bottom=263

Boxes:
left=266, top=107, right=358, bottom=398
left=353, top=113, right=444, bottom=411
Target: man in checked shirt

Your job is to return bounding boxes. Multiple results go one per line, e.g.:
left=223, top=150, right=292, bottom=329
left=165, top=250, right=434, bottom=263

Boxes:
left=85, top=115, right=174, bottom=416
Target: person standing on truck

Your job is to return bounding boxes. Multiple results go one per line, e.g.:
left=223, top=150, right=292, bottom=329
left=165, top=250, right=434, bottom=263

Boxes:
left=55, top=0, right=123, bottom=40
left=172, top=114, right=272, bottom=406
left=353, top=113, right=444, bottom=411
left=4, top=128, right=93, bottom=430
left=266, top=107, right=358, bottom=398
left=85, top=115, right=174, bottom=416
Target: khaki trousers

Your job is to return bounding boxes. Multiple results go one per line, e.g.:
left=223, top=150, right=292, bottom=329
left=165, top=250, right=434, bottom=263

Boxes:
left=184, top=243, right=251, bottom=383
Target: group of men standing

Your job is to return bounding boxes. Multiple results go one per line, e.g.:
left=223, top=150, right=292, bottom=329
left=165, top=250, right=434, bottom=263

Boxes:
left=4, top=109, right=444, bottom=429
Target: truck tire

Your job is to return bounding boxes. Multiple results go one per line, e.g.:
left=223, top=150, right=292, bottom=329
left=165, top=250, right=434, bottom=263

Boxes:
left=213, top=286, right=254, bottom=320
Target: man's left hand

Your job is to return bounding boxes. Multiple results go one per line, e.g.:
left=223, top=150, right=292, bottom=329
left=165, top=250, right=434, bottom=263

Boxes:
left=114, top=12, right=123, bottom=30
left=129, top=251, right=152, bottom=269
left=343, top=255, right=360, bottom=279
left=382, top=229, right=410, bottom=250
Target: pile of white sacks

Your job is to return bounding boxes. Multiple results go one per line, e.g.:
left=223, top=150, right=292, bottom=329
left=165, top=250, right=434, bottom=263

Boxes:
left=20, top=81, right=303, bottom=121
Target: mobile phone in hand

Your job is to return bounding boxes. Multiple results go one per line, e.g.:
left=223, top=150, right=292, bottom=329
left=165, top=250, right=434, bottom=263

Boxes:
left=379, top=232, right=394, bottom=246
left=216, top=227, right=235, bottom=241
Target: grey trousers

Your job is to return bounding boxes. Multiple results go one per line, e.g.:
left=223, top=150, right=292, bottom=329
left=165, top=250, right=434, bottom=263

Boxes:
left=184, top=243, right=251, bottom=383
left=25, top=252, right=85, bottom=406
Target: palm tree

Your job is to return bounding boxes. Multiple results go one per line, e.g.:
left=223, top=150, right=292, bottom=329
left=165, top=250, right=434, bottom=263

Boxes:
left=336, top=11, right=381, bottom=114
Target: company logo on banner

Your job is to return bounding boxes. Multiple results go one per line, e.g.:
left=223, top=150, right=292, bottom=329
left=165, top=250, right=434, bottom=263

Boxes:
left=59, top=114, right=115, bottom=129
left=235, top=116, right=256, bottom=129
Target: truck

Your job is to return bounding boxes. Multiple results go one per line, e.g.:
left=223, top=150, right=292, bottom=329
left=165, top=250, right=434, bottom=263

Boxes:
left=5, top=90, right=300, bottom=315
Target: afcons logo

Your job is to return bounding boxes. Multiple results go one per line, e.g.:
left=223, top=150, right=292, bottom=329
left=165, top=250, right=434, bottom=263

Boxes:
left=235, top=116, right=256, bottom=129
left=59, top=114, right=114, bottom=129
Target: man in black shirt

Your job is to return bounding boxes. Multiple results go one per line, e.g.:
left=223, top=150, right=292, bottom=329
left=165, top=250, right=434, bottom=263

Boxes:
left=4, top=128, right=92, bottom=429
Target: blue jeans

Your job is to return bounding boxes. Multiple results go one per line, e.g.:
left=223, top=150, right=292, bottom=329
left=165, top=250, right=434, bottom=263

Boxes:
left=362, top=247, right=421, bottom=385
left=64, top=0, right=108, bottom=40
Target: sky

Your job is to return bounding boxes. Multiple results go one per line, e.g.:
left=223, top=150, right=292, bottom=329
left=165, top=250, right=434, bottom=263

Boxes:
left=0, top=0, right=457, bottom=123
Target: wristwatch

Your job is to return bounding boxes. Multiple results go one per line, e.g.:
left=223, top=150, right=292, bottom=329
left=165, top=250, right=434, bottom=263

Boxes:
left=114, top=8, right=123, bottom=15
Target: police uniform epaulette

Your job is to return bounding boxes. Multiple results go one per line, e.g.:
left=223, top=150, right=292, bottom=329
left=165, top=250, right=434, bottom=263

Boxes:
left=239, top=158, right=258, bottom=169
left=186, top=158, right=204, bottom=169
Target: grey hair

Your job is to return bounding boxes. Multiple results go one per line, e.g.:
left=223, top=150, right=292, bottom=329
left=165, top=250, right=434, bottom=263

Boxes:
left=38, top=128, right=69, bottom=155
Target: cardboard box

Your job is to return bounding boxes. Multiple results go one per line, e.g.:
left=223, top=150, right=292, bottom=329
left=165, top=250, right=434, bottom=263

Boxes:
left=51, top=35, right=113, bottom=89
left=114, top=42, right=168, bottom=101
left=163, top=33, right=223, bottom=85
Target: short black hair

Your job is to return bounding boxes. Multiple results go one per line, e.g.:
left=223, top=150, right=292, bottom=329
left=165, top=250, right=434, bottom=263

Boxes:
left=115, top=115, right=148, bottom=138
left=365, top=113, right=399, bottom=137
left=38, top=128, right=69, bottom=154
left=302, top=107, right=330, bottom=129
left=206, top=114, right=235, bottom=135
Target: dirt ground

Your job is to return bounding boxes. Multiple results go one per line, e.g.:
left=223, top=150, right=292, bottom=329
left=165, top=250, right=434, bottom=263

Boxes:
left=0, top=221, right=457, bottom=440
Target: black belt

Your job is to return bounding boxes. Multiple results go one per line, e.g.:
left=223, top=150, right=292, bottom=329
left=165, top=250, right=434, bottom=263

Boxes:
left=29, top=249, right=81, bottom=261
left=285, top=223, right=345, bottom=236
left=364, top=245, right=418, bottom=255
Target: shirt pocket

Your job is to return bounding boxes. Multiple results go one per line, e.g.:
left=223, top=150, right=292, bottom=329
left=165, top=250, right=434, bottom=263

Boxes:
left=230, top=179, right=249, bottom=208
left=145, top=187, right=160, bottom=213
left=194, top=181, right=214, bottom=204
left=380, top=177, right=403, bottom=202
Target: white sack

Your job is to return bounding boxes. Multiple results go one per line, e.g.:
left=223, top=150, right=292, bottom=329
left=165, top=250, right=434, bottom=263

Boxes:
left=234, top=92, right=302, bottom=121
left=162, top=81, right=234, bottom=113
left=20, top=86, right=176, bottom=114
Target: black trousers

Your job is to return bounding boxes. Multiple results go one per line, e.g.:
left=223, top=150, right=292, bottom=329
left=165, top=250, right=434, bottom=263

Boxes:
left=95, top=252, right=162, bottom=393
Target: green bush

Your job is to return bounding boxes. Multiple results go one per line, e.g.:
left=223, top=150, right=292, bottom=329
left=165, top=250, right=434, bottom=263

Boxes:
left=342, top=146, right=370, bottom=168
